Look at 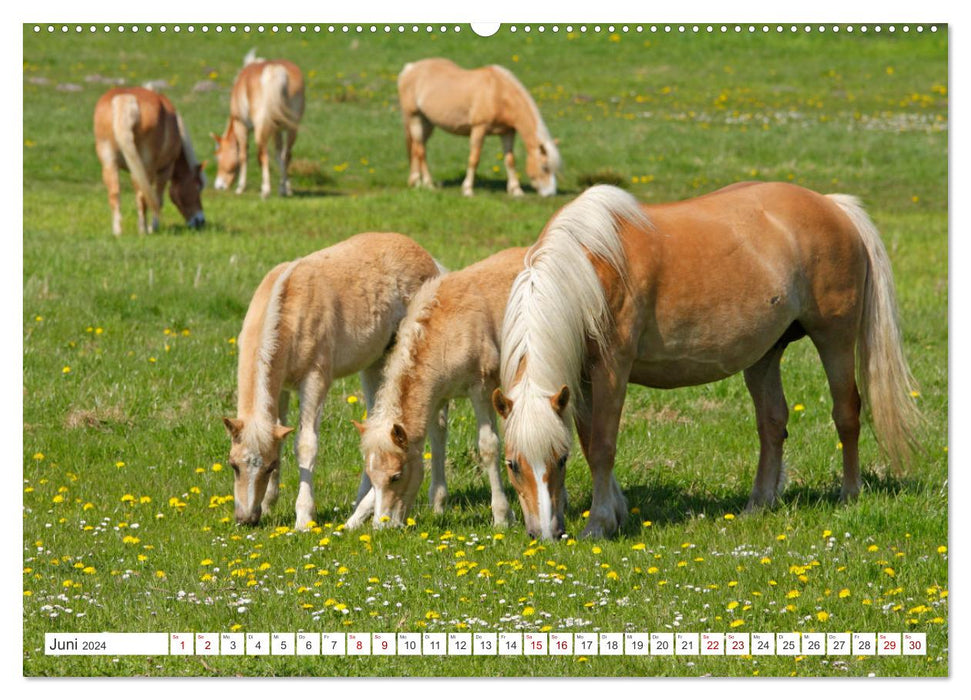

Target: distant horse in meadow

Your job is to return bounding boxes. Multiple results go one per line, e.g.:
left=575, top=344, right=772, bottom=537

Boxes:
left=397, top=58, right=561, bottom=197
left=94, top=87, right=206, bottom=235
left=222, top=233, right=444, bottom=529
left=212, top=50, right=305, bottom=199
left=492, top=182, right=921, bottom=540
left=345, top=247, right=528, bottom=530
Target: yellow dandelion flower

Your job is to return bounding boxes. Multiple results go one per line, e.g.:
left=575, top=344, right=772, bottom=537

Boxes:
left=212, top=463, right=223, bottom=472
left=155, top=570, right=166, bottom=579
left=884, top=567, right=896, bottom=577
left=793, top=404, right=804, bottom=412
left=347, top=395, right=358, bottom=404
left=937, top=545, right=947, bottom=554
left=816, top=611, right=830, bottom=622
left=727, top=601, right=739, bottom=610
left=32, top=452, right=44, bottom=461
left=591, top=546, right=602, bottom=554
left=522, top=606, right=535, bottom=616
left=867, top=544, right=879, bottom=552
left=62, top=366, right=71, bottom=374
left=786, top=590, right=800, bottom=599
left=724, top=513, right=735, bottom=520
left=631, top=543, right=646, bottom=550
left=606, top=571, right=619, bottom=580
left=730, top=619, right=745, bottom=628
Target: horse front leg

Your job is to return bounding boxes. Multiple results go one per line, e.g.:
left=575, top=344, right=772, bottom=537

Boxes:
left=472, top=387, right=513, bottom=526
left=501, top=132, right=524, bottom=197
left=293, top=371, right=331, bottom=530
left=427, top=403, right=448, bottom=513
left=261, top=389, right=291, bottom=515
left=575, top=359, right=631, bottom=538
left=233, top=121, right=249, bottom=195
left=462, top=125, right=487, bottom=196
left=277, top=128, right=297, bottom=196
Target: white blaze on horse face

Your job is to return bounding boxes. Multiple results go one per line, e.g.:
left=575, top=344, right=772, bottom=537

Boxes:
left=365, top=449, right=408, bottom=526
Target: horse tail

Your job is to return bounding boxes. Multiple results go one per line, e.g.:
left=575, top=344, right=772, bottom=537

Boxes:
left=500, top=185, right=648, bottom=398
left=243, top=48, right=262, bottom=66
left=111, top=93, right=158, bottom=212
left=828, top=194, right=922, bottom=468
left=256, top=64, right=301, bottom=144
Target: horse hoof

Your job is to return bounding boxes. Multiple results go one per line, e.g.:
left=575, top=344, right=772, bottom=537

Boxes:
left=509, top=187, right=524, bottom=197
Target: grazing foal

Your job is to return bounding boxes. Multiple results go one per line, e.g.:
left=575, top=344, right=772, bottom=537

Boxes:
left=223, top=233, right=443, bottom=530
left=94, top=87, right=205, bottom=235
left=346, top=247, right=527, bottom=529
left=397, top=58, right=561, bottom=197
left=212, top=50, right=305, bottom=199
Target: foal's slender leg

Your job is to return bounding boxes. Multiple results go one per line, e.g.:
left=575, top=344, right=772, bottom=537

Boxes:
left=99, top=159, right=123, bottom=235
left=743, top=344, right=790, bottom=510
left=262, top=389, right=289, bottom=514
left=501, top=132, right=524, bottom=196
left=135, top=188, right=148, bottom=234
left=427, top=403, right=448, bottom=513
left=461, top=125, right=487, bottom=196
left=293, top=371, right=331, bottom=530
left=471, top=388, right=513, bottom=525
left=352, top=363, right=386, bottom=509
left=576, top=358, right=632, bottom=538
left=812, top=333, right=863, bottom=501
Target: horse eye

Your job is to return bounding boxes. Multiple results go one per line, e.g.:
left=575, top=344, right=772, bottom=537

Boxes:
left=266, top=460, right=279, bottom=474
left=390, top=472, right=402, bottom=483
left=230, top=462, right=240, bottom=475
left=505, top=459, right=520, bottom=475
left=557, top=456, right=567, bottom=471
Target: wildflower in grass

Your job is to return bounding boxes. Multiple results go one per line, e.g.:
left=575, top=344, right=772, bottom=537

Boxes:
left=32, top=453, right=44, bottom=461
left=793, top=404, right=805, bottom=412
left=730, top=619, right=745, bottom=628
left=347, top=396, right=358, bottom=404
left=62, top=366, right=71, bottom=374
left=522, top=606, right=535, bottom=616
left=724, top=513, right=735, bottom=521
left=591, top=546, right=602, bottom=554
left=867, top=544, right=879, bottom=552
left=727, top=601, right=739, bottom=610
left=632, top=543, right=645, bottom=550
left=938, top=545, right=947, bottom=554
left=816, top=611, right=830, bottom=622
left=884, top=567, right=896, bottom=577
left=155, top=570, right=166, bottom=579
left=122, top=535, right=140, bottom=545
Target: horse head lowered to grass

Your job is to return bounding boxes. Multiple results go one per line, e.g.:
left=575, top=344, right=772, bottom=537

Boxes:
left=493, top=182, right=921, bottom=540
left=397, top=57, right=561, bottom=197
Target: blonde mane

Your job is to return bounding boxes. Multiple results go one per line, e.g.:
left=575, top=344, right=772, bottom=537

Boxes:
left=242, top=258, right=299, bottom=448
left=499, top=186, right=648, bottom=463
left=362, top=275, right=445, bottom=453
left=491, top=65, right=561, bottom=171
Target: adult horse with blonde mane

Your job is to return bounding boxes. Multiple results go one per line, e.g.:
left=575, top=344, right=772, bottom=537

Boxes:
left=223, top=233, right=443, bottom=530
left=345, top=247, right=527, bottom=530
left=397, top=58, right=561, bottom=197
left=212, top=50, right=304, bottom=199
left=94, top=87, right=206, bottom=235
left=493, top=182, right=921, bottom=540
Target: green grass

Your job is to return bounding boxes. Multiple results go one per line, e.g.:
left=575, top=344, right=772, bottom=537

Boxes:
left=22, top=24, right=947, bottom=677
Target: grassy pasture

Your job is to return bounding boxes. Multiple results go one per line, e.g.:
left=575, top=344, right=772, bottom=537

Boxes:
left=22, top=24, right=947, bottom=676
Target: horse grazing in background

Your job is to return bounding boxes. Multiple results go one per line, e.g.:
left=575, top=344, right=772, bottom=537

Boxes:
left=345, top=247, right=527, bottom=530
left=93, top=87, right=206, bottom=235
left=397, top=58, right=561, bottom=197
left=223, top=233, right=444, bottom=530
left=493, top=182, right=922, bottom=540
left=212, top=50, right=305, bottom=199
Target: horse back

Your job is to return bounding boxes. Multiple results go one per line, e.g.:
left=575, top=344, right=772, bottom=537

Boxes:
left=398, top=58, right=503, bottom=133
left=232, top=60, right=305, bottom=123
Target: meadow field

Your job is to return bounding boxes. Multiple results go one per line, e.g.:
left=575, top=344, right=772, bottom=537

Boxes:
left=22, top=24, right=948, bottom=677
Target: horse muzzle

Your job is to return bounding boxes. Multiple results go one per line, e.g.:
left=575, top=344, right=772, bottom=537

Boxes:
left=187, top=212, right=206, bottom=229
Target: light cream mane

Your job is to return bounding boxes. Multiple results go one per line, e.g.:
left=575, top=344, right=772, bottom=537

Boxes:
left=499, top=186, right=648, bottom=463
left=242, top=258, right=299, bottom=448
left=362, top=275, right=446, bottom=454
left=491, top=65, right=561, bottom=171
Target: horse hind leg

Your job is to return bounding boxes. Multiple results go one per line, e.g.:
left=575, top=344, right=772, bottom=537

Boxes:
left=501, top=132, right=524, bottom=197
left=811, top=330, right=863, bottom=501
left=276, top=128, right=297, bottom=197
left=461, top=125, right=486, bottom=196
left=743, top=344, right=790, bottom=510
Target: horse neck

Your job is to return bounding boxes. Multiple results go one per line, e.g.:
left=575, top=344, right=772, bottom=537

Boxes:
left=502, top=74, right=548, bottom=149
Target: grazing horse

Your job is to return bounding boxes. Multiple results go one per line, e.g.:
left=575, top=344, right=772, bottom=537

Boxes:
left=493, top=182, right=921, bottom=540
left=397, top=57, right=561, bottom=197
left=212, top=50, right=305, bottom=199
left=345, top=247, right=528, bottom=530
left=222, top=233, right=443, bottom=530
left=93, top=87, right=206, bottom=235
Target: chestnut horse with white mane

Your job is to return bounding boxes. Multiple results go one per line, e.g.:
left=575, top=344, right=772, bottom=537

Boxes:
left=223, top=233, right=443, bottom=530
left=345, top=247, right=527, bottom=530
left=397, top=58, right=561, bottom=197
left=212, top=50, right=304, bottom=199
left=493, top=182, right=921, bottom=540
left=94, top=87, right=205, bottom=235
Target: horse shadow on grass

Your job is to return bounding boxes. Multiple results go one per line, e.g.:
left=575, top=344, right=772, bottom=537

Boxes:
left=439, top=174, right=580, bottom=198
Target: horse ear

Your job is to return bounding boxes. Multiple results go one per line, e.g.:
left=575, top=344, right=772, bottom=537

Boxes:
left=492, top=388, right=513, bottom=419
left=390, top=424, right=408, bottom=450
left=550, top=385, right=570, bottom=416
left=223, top=417, right=244, bottom=440
left=352, top=420, right=367, bottom=436
left=273, top=425, right=295, bottom=442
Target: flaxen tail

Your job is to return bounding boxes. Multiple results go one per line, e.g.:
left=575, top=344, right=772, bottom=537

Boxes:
left=828, top=194, right=922, bottom=468
left=111, top=94, right=158, bottom=212
left=256, top=64, right=303, bottom=145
